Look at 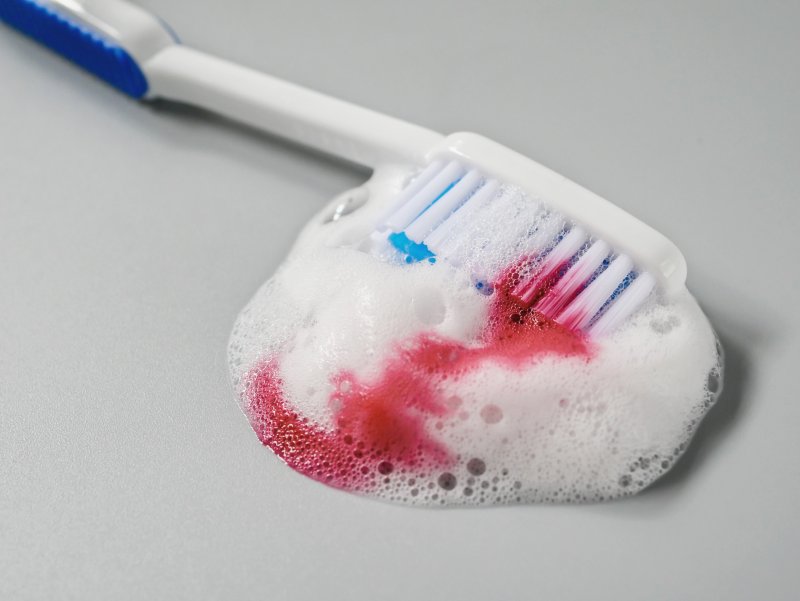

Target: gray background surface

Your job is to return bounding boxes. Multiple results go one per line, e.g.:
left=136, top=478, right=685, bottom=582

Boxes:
left=1, top=1, right=798, bottom=599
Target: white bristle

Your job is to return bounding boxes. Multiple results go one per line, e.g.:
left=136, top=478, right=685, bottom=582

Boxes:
left=405, top=169, right=484, bottom=243
left=439, top=190, right=555, bottom=276
left=556, top=254, right=634, bottom=331
left=511, top=210, right=562, bottom=260
left=546, top=227, right=589, bottom=269
left=589, top=272, right=656, bottom=337
left=424, top=179, right=499, bottom=254
left=376, top=159, right=444, bottom=226
left=437, top=190, right=535, bottom=268
left=384, top=160, right=465, bottom=232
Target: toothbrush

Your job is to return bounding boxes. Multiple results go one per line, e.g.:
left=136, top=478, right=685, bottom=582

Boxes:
left=0, top=0, right=687, bottom=337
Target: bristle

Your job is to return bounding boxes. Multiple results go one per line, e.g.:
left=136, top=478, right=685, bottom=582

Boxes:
left=512, top=226, right=588, bottom=305
left=374, top=160, right=656, bottom=336
left=555, top=255, right=634, bottom=331
left=536, top=240, right=610, bottom=317
left=405, top=169, right=483, bottom=243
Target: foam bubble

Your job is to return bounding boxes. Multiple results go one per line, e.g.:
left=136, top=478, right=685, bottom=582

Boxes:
left=228, top=175, right=722, bottom=506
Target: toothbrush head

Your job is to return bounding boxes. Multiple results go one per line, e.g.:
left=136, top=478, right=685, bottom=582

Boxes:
left=370, top=132, right=687, bottom=337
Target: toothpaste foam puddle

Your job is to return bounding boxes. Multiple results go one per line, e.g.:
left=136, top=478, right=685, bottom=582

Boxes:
left=229, top=182, right=721, bottom=506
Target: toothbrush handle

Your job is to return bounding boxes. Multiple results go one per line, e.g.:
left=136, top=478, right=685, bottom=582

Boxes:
left=144, top=46, right=442, bottom=169
left=0, top=0, right=440, bottom=169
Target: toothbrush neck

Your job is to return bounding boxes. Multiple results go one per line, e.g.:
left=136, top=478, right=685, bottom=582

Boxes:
left=143, top=45, right=443, bottom=170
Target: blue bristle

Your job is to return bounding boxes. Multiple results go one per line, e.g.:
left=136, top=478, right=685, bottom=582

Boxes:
left=474, top=280, right=494, bottom=295
left=0, top=0, right=148, bottom=98
left=387, top=232, right=435, bottom=263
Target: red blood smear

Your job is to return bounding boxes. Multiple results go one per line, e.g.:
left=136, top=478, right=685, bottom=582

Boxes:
left=512, top=258, right=572, bottom=308
left=244, top=272, right=590, bottom=492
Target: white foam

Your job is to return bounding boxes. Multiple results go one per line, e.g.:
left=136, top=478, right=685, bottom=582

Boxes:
left=228, top=175, right=721, bottom=506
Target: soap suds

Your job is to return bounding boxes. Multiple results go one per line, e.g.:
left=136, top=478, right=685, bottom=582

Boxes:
left=228, top=176, right=721, bottom=506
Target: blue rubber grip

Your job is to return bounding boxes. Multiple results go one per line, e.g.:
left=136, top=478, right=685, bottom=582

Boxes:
left=0, top=0, right=148, bottom=98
